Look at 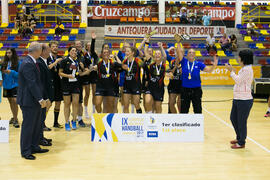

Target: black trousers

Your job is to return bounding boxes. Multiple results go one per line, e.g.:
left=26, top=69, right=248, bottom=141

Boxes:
left=20, top=105, right=42, bottom=156
left=181, top=87, right=202, bottom=113
left=230, top=99, right=253, bottom=146
left=39, top=108, right=46, bottom=141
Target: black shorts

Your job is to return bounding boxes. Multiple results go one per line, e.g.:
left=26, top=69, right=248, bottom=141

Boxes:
left=146, top=87, right=164, bottom=101
left=123, top=86, right=141, bottom=95
left=53, top=80, right=63, bottom=101
left=80, top=76, right=91, bottom=86
left=89, top=71, right=97, bottom=84
left=168, top=80, right=182, bottom=94
left=114, top=88, right=119, bottom=97
left=3, top=87, right=17, bottom=98
left=95, top=88, right=117, bottom=97
left=62, top=82, right=80, bottom=96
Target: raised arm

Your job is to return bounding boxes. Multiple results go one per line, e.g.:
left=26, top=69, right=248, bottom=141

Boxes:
left=158, top=42, right=167, bottom=61
left=144, top=38, right=152, bottom=60
left=175, top=34, right=184, bottom=62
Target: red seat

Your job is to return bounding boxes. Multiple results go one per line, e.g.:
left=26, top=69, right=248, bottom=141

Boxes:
left=257, top=24, right=263, bottom=29
left=112, top=43, right=120, bottom=49
left=73, top=23, right=80, bottom=28
left=4, top=29, right=12, bottom=34
left=183, top=43, right=190, bottom=49
left=34, top=29, right=42, bottom=34
left=258, top=59, right=267, bottom=65
left=261, top=51, right=269, bottom=56
left=58, top=51, right=65, bottom=56
left=0, top=36, right=8, bottom=41
left=23, top=51, right=28, bottom=56
left=19, top=43, right=27, bottom=48
left=162, top=43, right=167, bottom=49
left=266, top=37, right=270, bottom=42
left=204, top=59, right=212, bottom=65
left=15, top=36, right=22, bottom=41
left=264, top=43, right=270, bottom=49
left=44, top=23, right=51, bottom=28
left=39, top=36, right=46, bottom=41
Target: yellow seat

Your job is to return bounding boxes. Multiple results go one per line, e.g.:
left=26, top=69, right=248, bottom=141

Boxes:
left=37, top=9, right=45, bottom=13
left=0, top=43, right=3, bottom=49
left=242, top=6, right=248, bottom=10
left=70, top=29, right=78, bottom=34
left=215, top=43, right=221, bottom=49
left=244, top=36, right=253, bottom=42
left=0, top=51, right=6, bottom=57
left=112, top=1, right=118, bottom=4
left=26, top=0, right=32, bottom=3
left=48, top=29, right=55, bottom=34
left=195, top=51, right=202, bottom=57
left=136, top=43, right=141, bottom=49
left=64, top=50, right=68, bottom=57
left=8, top=0, right=15, bottom=3
left=268, top=51, right=270, bottom=56
left=1, top=23, right=8, bottom=28
left=220, top=2, right=226, bottom=5
left=198, top=2, right=203, bottom=5
left=217, top=50, right=226, bottom=57
left=69, top=4, right=75, bottom=9
left=256, top=43, right=266, bottom=49
left=66, top=0, right=71, bottom=4
left=61, top=36, right=69, bottom=41
left=26, top=43, right=30, bottom=48
left=17, top=4, right=22, bottom=8
left=34, top=4, right=42, bottom=9
left=120, top=43, right=124, bottom=49
left=10, top=29, right=18, bottom=35
left=79, top=23, right=87, bottom=28
left=260, top=30, right=269, bottom=35
left=30, top=36, right=38, bottom=41
left=229, top=59, right=239, bottom=65
left=169, top=1, right=175, bottom=4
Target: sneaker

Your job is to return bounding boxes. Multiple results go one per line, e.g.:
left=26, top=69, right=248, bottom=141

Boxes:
left=43, top=126, right=52, bottom=131
left=13, top=120, right=20, bottom=128
left=53, top=123, right=63, bottom=128
left=71, top=120, right=77, bottom=130
left=65, top=122, right=71, bottom=131
left=9, top=118, right=15, bottom=124
left=264, top=111, right=270, bottom=117
left=78, top=119, right=86, bottom=127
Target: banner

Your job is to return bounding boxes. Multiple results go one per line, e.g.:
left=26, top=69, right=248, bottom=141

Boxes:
left=0, top=120, right=9, bottom=143
left=88, top=5, right=158, bottom=19
left=201, top=66, right=261, bottom=85
left=91, top=114, right=204, bottom=142
left=105, top=25, right=226, bottom=39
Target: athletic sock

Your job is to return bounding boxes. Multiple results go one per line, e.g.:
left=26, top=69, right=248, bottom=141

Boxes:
left=92, top=105, right=96, bottom=113
left=131, top=104, right=135, bottom=113
left=136, top=108, right=142, bottom=114
left=54, top=109, right=60, bottom=125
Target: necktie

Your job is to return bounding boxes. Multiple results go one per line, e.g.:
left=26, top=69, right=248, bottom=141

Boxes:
left=35, top=62, right=40, bottom=72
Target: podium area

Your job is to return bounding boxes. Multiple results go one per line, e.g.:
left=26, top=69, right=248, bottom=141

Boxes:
left=0, top=87, right=270, bottom=180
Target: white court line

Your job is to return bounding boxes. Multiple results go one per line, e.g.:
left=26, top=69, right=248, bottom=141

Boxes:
left=203, top=106, right=270, bottom=153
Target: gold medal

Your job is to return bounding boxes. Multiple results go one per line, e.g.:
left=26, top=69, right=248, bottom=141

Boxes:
left=188, top=73, right=191, bottom=80
left=106, top=74, right=110, bottom=77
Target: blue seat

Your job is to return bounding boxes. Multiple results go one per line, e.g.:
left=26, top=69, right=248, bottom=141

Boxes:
left=167, top=43, right=174, bottom=48
left=7, top=36, right=15, bottom=41
left=248, top=43, right=257, bottom=49
left=267, top=59, right=270, bottom=64
left=78, top=29, right=86, bottom=34
left=198, top=43, right=206, bottom=49
left=11, top=43, right=19, bottom=48
left=46, top=36, right=54, bottom=41
left=7, top=23, right=15, bottom=28
left=258, top=36, right=266, bottom=42
left=225, top=51, right=233, bottom=57
left=0, top=29, right=4, bottom=34
left=69, top=35, right=76, bottom=41
left=58, top=0, right=63, bottom=4
left=108, top=43, right=112, bottom=49
left=36, top=23, right=44, bottom=28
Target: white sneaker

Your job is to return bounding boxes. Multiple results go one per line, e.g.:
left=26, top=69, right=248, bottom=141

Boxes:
left=84, top=111, right=90, bottom=119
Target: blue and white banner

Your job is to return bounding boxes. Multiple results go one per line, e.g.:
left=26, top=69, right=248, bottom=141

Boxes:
left=0, top=120, right=9, bottom=143
left=91, top=114, right=204, bottom=142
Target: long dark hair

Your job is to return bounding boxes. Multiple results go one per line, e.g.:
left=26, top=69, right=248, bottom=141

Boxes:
left=2, top=48, right=19, bottom=70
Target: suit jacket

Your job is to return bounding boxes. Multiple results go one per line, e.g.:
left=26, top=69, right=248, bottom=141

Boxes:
left=37, top=57, right=54, bottom=101
left=17, top=55, right=43, bottom=107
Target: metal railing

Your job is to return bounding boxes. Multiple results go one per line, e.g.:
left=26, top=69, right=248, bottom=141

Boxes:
left=242, top=5, right=270, bottom=24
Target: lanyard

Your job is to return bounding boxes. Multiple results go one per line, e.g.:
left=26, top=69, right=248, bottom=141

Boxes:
left=156, top=62, right=162, bottom=75
left=69, top=57, right=78, bottom=67
left=127, top=58, right=134, bottom=74
left=50, top=53, right=55, bottom=63
left=87, top=52, right=94, bottom=66
left=187, top=61, right=195, bottom=79
left=103, top=60, right=110, bottom=75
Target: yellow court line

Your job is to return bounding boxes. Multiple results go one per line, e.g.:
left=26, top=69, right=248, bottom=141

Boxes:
left=202, top=106, right=270, bottom=153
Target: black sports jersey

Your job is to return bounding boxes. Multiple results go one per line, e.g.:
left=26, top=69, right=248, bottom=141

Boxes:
left=96, top=59, right=122, bottom=90
left=59, top=57, right=80, bottom=85
left=47, top=53, right=62, bottom=84
left=147, top=61, right=169, bottom=89
left=122, top=57, right=143, bottom=89
left=142, top=57, right=153, bottom=90
left=168, top=59, right=182, bottom=93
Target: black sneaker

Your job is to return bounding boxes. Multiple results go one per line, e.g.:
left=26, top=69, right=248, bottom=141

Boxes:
left=13, top=120, right=20, bottom=128
left=43, top=126, right=52, bottom=131
left=53, top=123, right=63, bottom=128
left=78, top=119, right=86, bottom=127
left=9, top=118, right=15, bottom=124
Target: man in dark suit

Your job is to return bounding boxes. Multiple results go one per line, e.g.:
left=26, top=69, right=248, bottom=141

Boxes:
left=17, top=42, right=48, bottom=160
left=37, top=43, right=54, bottom=147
